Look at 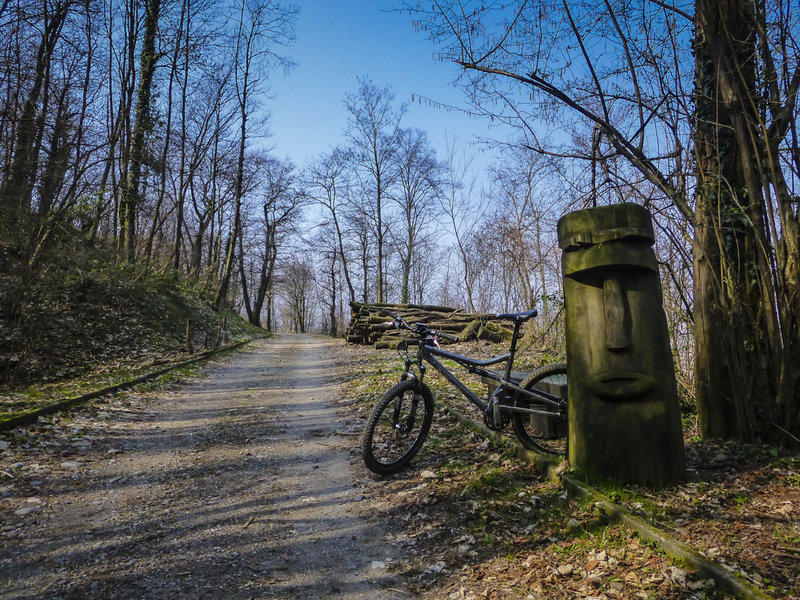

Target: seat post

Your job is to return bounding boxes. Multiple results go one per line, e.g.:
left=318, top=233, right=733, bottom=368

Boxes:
left=504, top=320, right=522, bottom=380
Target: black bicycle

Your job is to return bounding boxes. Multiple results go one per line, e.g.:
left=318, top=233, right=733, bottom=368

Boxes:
left=361, top=309, right=568, bottom=474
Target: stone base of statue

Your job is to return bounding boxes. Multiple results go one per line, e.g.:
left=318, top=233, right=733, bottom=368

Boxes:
left=558, top=203, right=685, bottom=487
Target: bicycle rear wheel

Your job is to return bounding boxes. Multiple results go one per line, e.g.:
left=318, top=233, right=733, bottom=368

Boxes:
left=361, top=379, right=434, bottom=475
left=511, top=363, right=568, bottom=456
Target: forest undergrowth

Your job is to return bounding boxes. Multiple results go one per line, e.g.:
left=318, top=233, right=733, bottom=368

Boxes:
left=337, top=340, right=800, bottom=599
left=0, top=239, right=262, bottom=415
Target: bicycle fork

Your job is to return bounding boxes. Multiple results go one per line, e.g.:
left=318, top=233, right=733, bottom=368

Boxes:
left=392, top=389, right=420, bottom=435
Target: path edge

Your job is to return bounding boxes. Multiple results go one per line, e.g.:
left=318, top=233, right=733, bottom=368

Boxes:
left=0, top=338, right=263, bottom=432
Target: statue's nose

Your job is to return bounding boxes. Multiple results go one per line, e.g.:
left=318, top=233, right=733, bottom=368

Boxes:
left=604, top=277, right=630, bottom=351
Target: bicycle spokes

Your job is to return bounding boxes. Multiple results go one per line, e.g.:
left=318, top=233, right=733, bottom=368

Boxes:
left=361, top=380, right=434, bottom=474
left=512, top=363, right=568, bottom=456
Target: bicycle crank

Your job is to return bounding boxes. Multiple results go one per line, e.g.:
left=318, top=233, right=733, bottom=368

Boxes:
left=484, top=397, right=511, bottom=431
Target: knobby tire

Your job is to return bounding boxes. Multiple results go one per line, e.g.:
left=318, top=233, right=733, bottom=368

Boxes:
left=361, top=379, right=434, bottom=475
left=511, top=363, right=568, bottom=456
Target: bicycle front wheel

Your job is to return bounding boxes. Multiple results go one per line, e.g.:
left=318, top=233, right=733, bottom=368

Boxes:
left=511, top=363, right=568, bottom=456
left=361, top=379, right=434, bottom=475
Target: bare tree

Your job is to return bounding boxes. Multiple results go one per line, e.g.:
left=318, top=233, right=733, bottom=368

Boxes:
left=118, top=0, right=161, bottom=263
left=347, top=207, right=375, bottom=303
left=439, top=138, right=484, bottom=312
left=304, top=147, right=357, bottom=303
left=310, top=227, right=342, bottom=337
left=409, top=237, right=443, bottom=304
left=489, top=145, right=563, bottom=314
left=239, top=156, right=301, bottom=328
left=214, top=0, right=296, bottom=308
left=389, top=127, right=443, bottom=304
left=280, top=257, right=315, bottom=333
left=343, top=77, right=404, bottom=303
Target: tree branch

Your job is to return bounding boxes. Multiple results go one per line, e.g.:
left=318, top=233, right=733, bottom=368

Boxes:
left=646, top=0, right=693, bottom=22
left=457, top=60, right=695, bottom=224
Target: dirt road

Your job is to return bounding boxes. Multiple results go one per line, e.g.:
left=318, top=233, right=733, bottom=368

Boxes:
left=1, top=335, right=408, bottom=599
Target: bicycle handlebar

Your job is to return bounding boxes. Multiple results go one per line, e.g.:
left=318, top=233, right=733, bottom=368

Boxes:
left=380, top=310, right=457, bottom=344
left=380, top=309, right=412, bottom=330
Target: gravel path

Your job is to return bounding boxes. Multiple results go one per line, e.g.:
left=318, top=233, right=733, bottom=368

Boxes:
left=1, top=334, right=408, bottom=599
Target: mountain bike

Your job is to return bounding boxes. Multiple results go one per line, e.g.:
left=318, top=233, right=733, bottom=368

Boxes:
left=360, top=309, right=568, bottom=474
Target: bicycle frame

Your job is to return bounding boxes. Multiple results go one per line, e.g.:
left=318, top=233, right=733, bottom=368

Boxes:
left=404, top=322, right=564, bottom=419
left=361, top=310, right=568, bottom=473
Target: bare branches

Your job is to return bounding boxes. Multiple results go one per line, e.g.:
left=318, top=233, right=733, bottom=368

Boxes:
left=562, top=0, right=611, bottom=124
left=457, top=59, right=693, bottom=222
left=604, top=0, right=645, bottom=150
left=646, top=0, right=692, bottom=22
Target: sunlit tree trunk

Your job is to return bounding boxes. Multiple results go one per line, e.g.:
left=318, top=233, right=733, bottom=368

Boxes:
left=215, top=2, right=250, bottom=308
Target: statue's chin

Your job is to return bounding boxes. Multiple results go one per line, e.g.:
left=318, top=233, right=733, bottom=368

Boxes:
left=587, top=371, right=655, bottom=400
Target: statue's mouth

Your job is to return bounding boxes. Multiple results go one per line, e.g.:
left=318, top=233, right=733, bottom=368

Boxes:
left=587, top=371, right=655, bottom=400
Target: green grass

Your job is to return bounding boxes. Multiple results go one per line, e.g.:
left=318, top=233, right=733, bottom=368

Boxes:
left=0, top=339, right=251, bottom=421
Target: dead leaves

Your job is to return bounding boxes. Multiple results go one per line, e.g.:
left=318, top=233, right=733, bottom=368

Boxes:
left=338, top=342, right=800, bottom=599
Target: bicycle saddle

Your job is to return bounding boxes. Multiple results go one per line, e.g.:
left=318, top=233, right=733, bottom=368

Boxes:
left=496, top=309, right=538, bottom=322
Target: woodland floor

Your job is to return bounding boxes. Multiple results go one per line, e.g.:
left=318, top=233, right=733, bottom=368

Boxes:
left=340, top=340, right=800, bottom=600
left=0, top=335, right=798, bottom=599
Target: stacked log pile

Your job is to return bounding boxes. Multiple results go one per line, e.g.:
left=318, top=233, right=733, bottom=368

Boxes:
left=345, top=302, right=518, bottom=349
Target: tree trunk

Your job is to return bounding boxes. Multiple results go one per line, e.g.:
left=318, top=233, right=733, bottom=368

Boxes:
left=375, top=169, right=384, bottom=303
left=400, top=235, right=411, bottom=305
left=172, top=0, right=191, bottom=272
left=332, top=212, right=355, bottom=303
left=214, top=94, right=246, bottom=309
left=329, top=251, right=338, bottom=337
left=361, top=236, right=369, bottom=303
left=237, top=226, right=254, bottom=323
left=119, top=0, right=161, bottom=264
left=249, top=218, right=278, bottom=329
left=215, top=1, right=251, bottom=309
left=145, top=0, right=182, bottom=266
left=693, top=0, right=779, bottom=440
left=1, top=3, right=69, bottom=230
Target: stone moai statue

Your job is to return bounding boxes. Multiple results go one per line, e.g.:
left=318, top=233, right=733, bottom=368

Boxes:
left=558, top=203, right=685, bottom=486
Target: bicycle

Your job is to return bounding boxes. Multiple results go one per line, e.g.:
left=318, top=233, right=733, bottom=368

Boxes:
left=360, top=309, right=568, bottom=475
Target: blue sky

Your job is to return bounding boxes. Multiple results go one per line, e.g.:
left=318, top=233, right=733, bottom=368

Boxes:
left=267, top=0, right=504, bottom=177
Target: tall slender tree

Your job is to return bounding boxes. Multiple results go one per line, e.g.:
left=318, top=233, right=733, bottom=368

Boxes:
left=118, top=0, right=161, bottom=263
left=214, top=0, right=296, bottom=308
left=305, top=147, right=357, bottom=303
left=440, top=138, right=483, bottom=312
left=343, top=77, right=404, bottom=303
left=390, top=127, right=443, bottom=304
